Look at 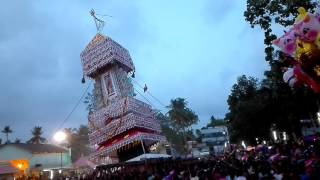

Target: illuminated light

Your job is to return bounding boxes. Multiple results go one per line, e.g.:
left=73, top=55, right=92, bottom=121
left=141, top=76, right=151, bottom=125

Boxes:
left=59, top=169, right=62, bottom=174
left=241, top=141, right=246, bottom=149
left=9, top=160, right=28, bottom=171
left=273, top=131, right=277, bottom=141
left=318, top=112, right=320, bottom=124
left=53, top=131, right=66, bottom=143
left=263, top=140, right=267, bottom=145
left=268, top=146, right=272, bottom=149
left=283, top=132, right=287, bottom=141
left=43, top=169, right=54, bottom=179
left=224, top=142, right=227, bottom=148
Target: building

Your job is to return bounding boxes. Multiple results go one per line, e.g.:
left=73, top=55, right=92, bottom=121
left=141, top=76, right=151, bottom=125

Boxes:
left=187, top=141, right=210, bottom=157
left=80, top=33, right=166, bottom=163
left=0, top=143, right=71, bottom=174
left=201, top=126, right=229, bottom=155
left=0, top=161, right=19, bottom=180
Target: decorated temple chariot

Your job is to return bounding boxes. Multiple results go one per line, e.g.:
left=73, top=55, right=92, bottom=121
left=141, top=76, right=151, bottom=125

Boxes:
left=80, top=33, right=166, bottom=163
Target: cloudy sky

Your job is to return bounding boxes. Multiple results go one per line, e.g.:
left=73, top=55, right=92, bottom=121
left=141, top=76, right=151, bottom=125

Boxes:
left=0, top=0, right=270, bottom=142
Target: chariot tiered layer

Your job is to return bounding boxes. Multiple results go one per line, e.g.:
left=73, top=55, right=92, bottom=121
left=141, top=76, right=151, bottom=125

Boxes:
left=80, top=34, right=165, bottom=163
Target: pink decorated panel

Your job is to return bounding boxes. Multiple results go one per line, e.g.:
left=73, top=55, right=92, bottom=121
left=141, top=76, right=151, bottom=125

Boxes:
left=81, top=34, right=134, bottom=77
left=89, top=112, right=161, bottom=145
left=88, top=97, right=154, bottom=125
left=90, top=132, right=166, bottom=159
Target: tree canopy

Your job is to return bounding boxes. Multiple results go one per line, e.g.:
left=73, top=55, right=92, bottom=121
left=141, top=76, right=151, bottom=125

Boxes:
left=207, top=116, right=226, bottom=127
left=27, top=126, right=47, bottom=144
left=226, top=74, right=319, bottom=144
left=167, top=98, right=199, bottom=132
left=2, top=126, right=12, bottom=144
left=65, top=125, right=90, bottom=162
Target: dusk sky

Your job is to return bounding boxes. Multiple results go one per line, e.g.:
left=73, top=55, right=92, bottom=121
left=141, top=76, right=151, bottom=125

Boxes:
left=0, top=1, right=270, bottom=142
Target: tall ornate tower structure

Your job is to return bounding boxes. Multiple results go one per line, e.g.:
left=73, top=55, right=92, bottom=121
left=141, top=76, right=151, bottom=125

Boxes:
left=80, top=32, right=165, bottom=163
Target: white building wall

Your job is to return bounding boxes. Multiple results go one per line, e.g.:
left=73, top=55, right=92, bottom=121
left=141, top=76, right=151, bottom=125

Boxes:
left=0, top=146, right=71, bottom=170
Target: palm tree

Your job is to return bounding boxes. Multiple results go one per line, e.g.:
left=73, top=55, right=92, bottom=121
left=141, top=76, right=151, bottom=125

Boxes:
left=167, top=98, right=198, bottom=130
left=27, top=126, right=47, bottom=144
left=2, top=126, right=13, bottom=144
left=167, top=98, right=198, bottom=155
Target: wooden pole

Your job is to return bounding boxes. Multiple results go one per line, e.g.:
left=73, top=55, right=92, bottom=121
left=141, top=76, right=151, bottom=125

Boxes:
left=140, top=138, right=147, bottom=164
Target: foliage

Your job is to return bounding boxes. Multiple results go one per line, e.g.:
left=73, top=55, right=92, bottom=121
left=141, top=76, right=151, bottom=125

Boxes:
left=167, top=98, right=199, bottom=132
left=226, top=75, right=319, bottom=144
left=65, top=125, right=90, bottom=162
left=2, top=126, right=13, bottom=144
left=207, top=116, right=226, bottom=127
left=83, top=92, right=95, bottom=114
left=157, top=108, right=197, bottom=155
left=27, top=126, right=47, bottom=144
left=166, top=98, right=198, bottom=155
left=244, top=0, right=316, bottom=61
left=156, top=112, right=185, bottom=154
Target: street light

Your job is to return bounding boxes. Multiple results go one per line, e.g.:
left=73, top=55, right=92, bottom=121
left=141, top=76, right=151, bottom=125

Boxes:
left=241, top=141, right=246, bottom=149
left=54, top=131, right=66, bottom=143
left=283, top=132, right=287, bottom=141
left=272, top=131, right=277, bottom=141
left=53, top=131, right=66, bottom=174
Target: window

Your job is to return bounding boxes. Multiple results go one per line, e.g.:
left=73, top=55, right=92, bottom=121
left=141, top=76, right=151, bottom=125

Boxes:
left=104, top=73, right=115, bottom=96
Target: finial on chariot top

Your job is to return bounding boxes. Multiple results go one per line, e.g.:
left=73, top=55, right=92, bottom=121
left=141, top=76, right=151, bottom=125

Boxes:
left=90, top=9, right=110, bottom=33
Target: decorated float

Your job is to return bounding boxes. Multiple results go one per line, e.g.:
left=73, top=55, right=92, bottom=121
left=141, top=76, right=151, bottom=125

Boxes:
left=80, top=11, right=166, bottom=164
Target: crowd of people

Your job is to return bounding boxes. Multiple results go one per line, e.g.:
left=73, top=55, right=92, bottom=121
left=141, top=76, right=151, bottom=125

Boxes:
left=72, top=136, right=320, bottom=180
left=11, top=136, right=319, bottom=180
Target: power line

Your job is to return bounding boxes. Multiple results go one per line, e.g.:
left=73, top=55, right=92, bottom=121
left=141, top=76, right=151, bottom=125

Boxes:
left=131, top=78, right=167, bottom=108
left=131, top=78, right=197, bottom=123
left=57, top=82, right=91, bottom=130
left=134, top=88, right=157, bottom=110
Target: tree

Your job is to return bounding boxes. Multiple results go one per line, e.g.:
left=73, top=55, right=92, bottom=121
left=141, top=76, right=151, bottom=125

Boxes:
left=167, top=98, right=199, bottom=154
left=226, top=75, right=268, bottom=143
left=156, top=112, right=185, bottom=154
left=226, top=74, right=319, bottom=144
left=207, top=116, right=226, bottom=127
left=65, top=125, right=90, bottom=162
left=2, top=126, right=13, bottom=144
left=167, top=98, right=199, bottom=131
left=84, top=92, right=96, bottom=114
left=27, top=126, right=47, bottom=144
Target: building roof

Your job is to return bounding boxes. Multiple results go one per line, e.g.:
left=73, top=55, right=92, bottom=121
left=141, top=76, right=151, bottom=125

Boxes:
left=0, top=143, right=68, bottom=154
